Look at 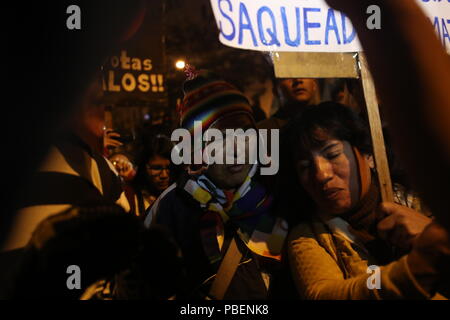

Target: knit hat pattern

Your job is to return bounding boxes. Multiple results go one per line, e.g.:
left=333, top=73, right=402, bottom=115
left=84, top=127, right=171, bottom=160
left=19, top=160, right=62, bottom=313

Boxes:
left=178, top=68, right=253, bottom=134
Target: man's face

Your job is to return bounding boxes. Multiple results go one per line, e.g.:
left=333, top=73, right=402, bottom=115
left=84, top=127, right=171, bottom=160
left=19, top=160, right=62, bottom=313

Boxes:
left=279, top=78, right=318, bottom=105
left=205, top=114, right=255, bottom=191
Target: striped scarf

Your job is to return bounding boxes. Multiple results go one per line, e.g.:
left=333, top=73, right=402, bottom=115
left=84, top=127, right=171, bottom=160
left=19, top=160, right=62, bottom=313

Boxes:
left=183, top=164, right=288, bottom=265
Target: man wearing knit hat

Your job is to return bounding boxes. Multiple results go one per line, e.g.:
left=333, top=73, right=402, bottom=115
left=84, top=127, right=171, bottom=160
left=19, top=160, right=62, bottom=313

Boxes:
left=144, top=68, right=290, bottom=300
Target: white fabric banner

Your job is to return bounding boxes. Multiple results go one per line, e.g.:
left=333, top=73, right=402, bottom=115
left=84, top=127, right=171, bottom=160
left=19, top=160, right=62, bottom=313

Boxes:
left=210, top=0, right=450, bottom=53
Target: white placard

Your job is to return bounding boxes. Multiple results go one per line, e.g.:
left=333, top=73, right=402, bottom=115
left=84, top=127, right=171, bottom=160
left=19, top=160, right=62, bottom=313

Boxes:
left=210, top=0, right=450, bottom=53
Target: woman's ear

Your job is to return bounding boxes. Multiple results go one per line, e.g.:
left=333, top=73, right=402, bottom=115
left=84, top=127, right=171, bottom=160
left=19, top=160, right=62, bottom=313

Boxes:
left=365, top=154, right=375, bottom=169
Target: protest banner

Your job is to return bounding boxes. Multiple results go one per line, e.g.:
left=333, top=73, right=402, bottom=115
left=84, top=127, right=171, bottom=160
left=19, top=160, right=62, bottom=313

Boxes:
left=210, top=0, right=450, bottom=53
left=101, top=1, right=168, bottom=106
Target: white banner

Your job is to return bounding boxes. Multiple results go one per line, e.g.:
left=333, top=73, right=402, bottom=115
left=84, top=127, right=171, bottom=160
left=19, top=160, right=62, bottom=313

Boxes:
left=210, top=0, right=450, bottom=53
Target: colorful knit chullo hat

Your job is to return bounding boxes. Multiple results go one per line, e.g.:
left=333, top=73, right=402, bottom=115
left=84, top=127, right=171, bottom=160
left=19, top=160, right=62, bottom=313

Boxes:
left=177, top=65, right=254, bottom=134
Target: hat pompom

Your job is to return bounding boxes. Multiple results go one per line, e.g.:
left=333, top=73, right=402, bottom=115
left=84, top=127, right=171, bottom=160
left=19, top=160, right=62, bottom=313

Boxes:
left=179, top=70, right=253, bottom=132
left=183, top=64, right=199, bottom=80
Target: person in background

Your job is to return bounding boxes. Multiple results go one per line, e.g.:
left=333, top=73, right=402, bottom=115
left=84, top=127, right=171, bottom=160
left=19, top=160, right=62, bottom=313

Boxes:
left=2, top=74, right=130, bottom=253
left=258, top=78, right=320, bottom=130
left=281, top=103, right=446, bottom=299
left=243, top=78, right=278, bottom=124
left=331, top=79, right=365, bottom=116
left=132, top=134, right=174, bottom=216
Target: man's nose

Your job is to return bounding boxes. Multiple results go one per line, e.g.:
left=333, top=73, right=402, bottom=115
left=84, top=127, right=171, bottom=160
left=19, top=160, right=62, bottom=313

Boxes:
left=225, top=136, right=246, bottom=163
left=159, top=168, right=169, bottom=179
left=313, top=156, right=333, bottom=186
left=292, top=78, right=304, bottom=86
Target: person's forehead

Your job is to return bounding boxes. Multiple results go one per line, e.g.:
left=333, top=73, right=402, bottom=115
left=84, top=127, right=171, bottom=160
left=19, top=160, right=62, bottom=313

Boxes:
left=298, top=128, right=344, bottom=156
left=281, top=78, right=315, bottom=82
left=306, top=139, right=341, bottom=153
left=298, top=141, right=343, bottom=162
left=210, top=113, right=254, bottom=131
left=148, top=155, right=169, bottom=163
left=317, top=139, right=342, bottom=151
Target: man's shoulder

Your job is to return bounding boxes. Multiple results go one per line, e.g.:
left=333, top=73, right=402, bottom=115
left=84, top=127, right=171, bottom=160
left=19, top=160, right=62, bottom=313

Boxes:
left=144, top=182, right=200, bottom=227
left=144, top=183, right=178, bottom=227
left=157, top=182, right=179, bottom=202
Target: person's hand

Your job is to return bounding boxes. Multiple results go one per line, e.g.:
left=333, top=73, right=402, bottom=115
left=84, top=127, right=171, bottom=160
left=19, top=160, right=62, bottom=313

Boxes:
left=104, top=129, right=123, bottom=149
left=112, top=158, right=136, bottom=182
left=407, top=222, right=450, bottom=295
left=377, top=202, right=432, bottom=251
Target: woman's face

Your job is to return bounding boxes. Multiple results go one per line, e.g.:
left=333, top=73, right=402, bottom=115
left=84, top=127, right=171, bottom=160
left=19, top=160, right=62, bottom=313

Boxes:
left=296, top=133, right=361, bottom=218
left=146, top=155, right=171, bottom=192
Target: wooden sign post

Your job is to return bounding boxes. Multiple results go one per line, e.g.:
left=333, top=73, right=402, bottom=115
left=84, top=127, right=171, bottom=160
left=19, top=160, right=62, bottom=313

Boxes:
left=358, top=53, right=394, bottom=202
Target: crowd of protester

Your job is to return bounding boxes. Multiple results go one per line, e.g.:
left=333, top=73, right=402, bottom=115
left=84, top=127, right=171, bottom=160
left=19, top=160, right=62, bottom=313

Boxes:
left=1, top=0, right=450, bottom=300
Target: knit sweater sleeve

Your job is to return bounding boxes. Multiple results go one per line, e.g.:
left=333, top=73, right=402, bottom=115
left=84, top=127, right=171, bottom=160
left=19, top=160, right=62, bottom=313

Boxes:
left=288, top=224, right=431, bottom=300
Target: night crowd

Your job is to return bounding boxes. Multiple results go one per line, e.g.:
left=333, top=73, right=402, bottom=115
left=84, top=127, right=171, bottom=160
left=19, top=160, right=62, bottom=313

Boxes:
left=1, top=0, right=450, bottom=300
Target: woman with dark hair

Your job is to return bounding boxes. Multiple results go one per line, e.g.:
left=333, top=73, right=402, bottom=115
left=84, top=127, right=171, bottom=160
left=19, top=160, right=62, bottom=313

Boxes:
left=277, top=101, right=372, bottom=227
left=132, top=134, right=175, bottom=216
left=281, top=102, right=447, bottom=299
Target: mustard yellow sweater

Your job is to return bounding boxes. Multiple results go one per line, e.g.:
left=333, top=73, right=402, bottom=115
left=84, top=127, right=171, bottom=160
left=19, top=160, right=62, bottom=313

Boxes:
left=288, top=221, right=445, bottom=300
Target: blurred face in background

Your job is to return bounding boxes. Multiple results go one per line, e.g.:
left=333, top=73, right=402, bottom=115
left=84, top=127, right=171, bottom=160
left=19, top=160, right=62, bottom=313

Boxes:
left=335, top=79, right=365, bottom=115
left=279, top=78, right=318, bottom=106
left=71, top=75, right=105, bottom=153
left=146, top=155, right=171, bottom=192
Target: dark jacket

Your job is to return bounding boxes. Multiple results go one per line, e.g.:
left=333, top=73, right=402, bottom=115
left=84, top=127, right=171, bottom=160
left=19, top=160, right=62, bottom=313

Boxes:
left=145, top=175, right=296, bottom=300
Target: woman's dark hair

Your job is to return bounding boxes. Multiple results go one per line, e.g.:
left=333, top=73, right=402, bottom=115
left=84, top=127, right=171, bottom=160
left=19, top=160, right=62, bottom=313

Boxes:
left=287, top=101, right=372, bottom=161
left=276, top=102, right=372, bottom=226
left=133, top=134, right=175, bottom=195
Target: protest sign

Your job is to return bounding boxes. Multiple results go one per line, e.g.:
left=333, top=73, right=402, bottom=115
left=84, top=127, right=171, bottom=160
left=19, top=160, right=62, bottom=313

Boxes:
left=101, top=1, right=168, bottom=106
left=210, top=0, right=450, bottom=53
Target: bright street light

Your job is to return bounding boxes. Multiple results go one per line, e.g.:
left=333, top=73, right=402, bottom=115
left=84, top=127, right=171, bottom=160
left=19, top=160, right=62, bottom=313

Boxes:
left=175, top=60, right=186, bottom=70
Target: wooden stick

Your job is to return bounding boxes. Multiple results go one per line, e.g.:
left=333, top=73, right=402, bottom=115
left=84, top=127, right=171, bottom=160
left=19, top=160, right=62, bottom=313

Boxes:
left=359, top=53, right=394, bottom=203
